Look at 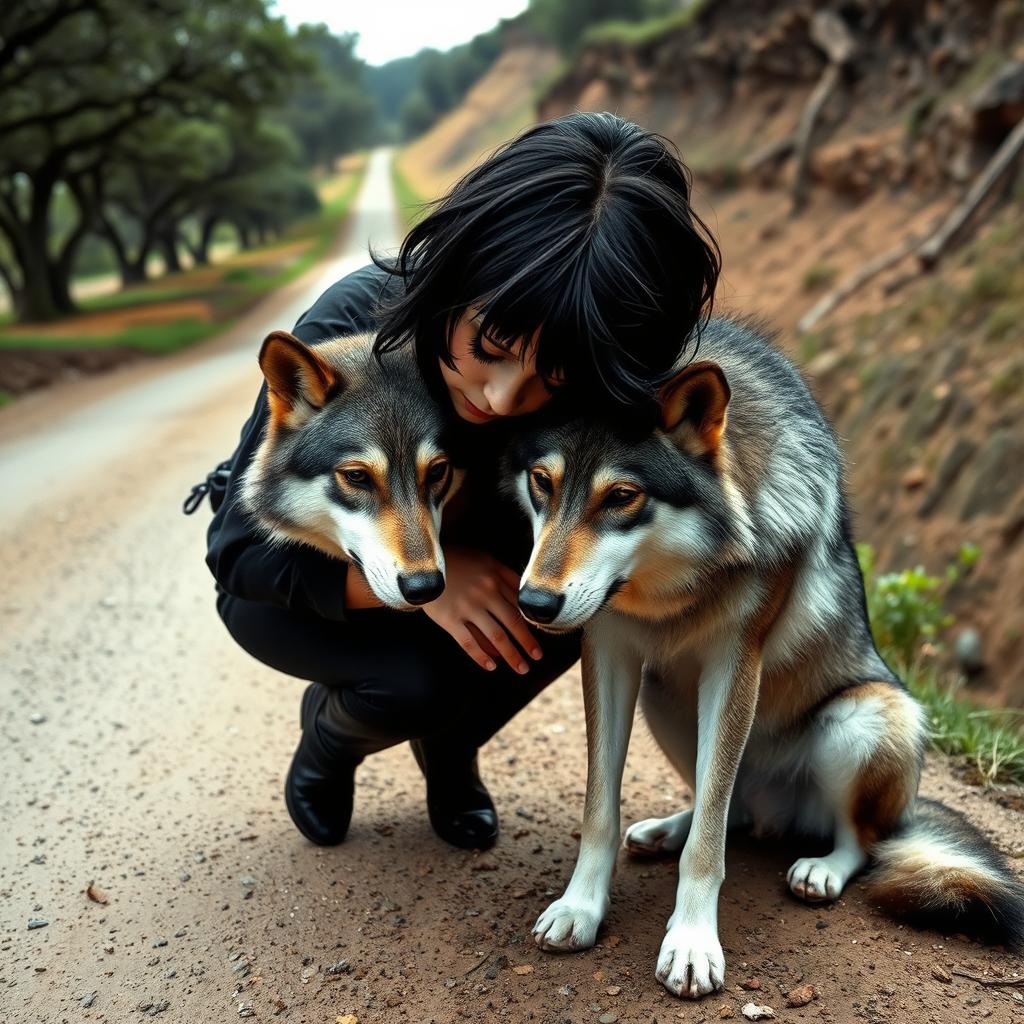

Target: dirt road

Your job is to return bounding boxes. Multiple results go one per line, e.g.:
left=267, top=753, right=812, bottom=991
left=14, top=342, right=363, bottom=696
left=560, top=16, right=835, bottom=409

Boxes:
left=1, top=147, right=1022, bottom=1024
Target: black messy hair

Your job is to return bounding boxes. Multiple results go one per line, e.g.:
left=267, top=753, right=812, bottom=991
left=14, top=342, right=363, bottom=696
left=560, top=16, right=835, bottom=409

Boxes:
left=371, top=111, right=721, bottom=409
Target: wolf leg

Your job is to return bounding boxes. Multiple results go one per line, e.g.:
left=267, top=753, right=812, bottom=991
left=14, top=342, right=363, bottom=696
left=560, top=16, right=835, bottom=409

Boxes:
left=787, top=681, right=922, bottom=903
left=534, top=630, right=641, bottom=953
left=657, top=644, right=761, bottom=999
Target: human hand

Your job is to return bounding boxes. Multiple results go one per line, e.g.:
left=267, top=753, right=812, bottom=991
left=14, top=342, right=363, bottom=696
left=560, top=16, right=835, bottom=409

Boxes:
left=423, top=547, right=544, bottom=673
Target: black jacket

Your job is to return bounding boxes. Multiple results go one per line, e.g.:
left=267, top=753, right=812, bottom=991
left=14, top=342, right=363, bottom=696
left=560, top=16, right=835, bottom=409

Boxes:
left=205, top=264, right=530, bottom=622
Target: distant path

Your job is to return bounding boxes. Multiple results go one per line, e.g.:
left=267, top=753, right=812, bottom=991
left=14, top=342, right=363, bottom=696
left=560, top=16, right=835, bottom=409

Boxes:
left=0, top=146, right=400, bottom=523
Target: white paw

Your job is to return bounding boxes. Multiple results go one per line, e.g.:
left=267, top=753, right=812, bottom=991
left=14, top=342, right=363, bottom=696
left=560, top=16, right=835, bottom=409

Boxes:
left=787, top=856, right=846, bottom=902
left=533, top=895, right=605, bottom=952
left=624, top=812, right=690, bottom=857
left=656, top=920, right=726, bottom=999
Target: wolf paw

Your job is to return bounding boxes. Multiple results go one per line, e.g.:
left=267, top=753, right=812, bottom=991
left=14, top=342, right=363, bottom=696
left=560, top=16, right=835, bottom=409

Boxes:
left=533, top=896, right=604, bottom=952
left=656, top=920, right=725, bottom=999
left=624, top=811, right=691, bottom=857
left=787, top=856, right=845, bottom=902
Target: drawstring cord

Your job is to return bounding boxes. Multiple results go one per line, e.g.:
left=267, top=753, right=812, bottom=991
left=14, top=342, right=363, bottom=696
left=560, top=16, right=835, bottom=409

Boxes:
left=182, top=460, right=232, bottom=515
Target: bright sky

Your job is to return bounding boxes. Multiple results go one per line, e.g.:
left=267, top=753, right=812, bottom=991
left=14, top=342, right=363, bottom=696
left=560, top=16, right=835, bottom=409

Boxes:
left=271, top=0, right=531, bottom=65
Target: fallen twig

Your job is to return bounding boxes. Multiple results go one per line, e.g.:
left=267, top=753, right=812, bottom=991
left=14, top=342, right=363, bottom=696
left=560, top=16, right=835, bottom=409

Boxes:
left=951, top=969, right=1024, bottom=988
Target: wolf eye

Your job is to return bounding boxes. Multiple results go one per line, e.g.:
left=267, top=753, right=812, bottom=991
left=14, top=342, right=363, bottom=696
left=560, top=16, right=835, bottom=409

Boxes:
left=426, top=460, right=449, bottom=485
left=530, top=469, right=553, bottom=495
left=338, top=468, right=371, bottom=489
left=604, top=486, right=640, bottom=508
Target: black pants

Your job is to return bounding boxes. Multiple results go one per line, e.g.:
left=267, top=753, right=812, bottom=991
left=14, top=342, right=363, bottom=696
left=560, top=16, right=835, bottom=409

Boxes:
left=217, top=591, right=582, bottom=751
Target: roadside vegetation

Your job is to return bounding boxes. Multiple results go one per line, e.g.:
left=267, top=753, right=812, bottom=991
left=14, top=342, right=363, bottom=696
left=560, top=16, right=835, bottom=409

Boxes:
left=859, top=543, right=1024, bottom=785
left=391, top=159, right=430, bottom=233
left=0, top=158, right=366, bottom=357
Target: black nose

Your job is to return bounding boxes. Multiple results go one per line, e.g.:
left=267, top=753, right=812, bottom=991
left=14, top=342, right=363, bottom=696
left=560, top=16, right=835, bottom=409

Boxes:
left=518, top=585, right=565, bottom=624
left=398, top=570, right=445, bottom=605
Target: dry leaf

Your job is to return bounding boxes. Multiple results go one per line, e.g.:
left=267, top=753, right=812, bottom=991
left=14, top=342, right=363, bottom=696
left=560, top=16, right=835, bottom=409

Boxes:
left=86, top=882, right=108, bottom=905
left=512, top=965, right=534, bottom=976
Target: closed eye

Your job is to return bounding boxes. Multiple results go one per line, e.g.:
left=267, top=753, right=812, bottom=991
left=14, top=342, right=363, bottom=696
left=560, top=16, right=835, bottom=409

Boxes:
left=602, top=486, right=641, bottom=509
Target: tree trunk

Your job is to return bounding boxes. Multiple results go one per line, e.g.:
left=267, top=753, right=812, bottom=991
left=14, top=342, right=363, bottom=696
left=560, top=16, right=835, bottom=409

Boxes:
left=192, top=213, right=218, bottom=265
left=158, top=225, right=182, bottom=274
left=235, top=221, right=253, bottom=250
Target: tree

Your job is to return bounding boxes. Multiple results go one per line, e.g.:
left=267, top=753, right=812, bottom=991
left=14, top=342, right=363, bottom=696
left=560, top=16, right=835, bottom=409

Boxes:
left=0, top=0, right=304, bottom=321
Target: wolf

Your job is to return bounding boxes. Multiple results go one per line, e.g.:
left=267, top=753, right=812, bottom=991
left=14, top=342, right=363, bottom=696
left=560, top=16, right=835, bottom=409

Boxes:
left=506, top=317, right=1024, bottom=998
left=239, top=330, right=461, bottom=609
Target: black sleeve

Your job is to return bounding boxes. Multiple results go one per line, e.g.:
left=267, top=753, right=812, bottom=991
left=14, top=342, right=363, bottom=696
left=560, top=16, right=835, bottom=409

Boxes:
left=204, top=264, right=397, bottom=620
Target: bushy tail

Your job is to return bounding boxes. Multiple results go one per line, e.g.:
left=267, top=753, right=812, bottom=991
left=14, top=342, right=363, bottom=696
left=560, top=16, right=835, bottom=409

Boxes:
left=864, top=798, right=1024, bottom=949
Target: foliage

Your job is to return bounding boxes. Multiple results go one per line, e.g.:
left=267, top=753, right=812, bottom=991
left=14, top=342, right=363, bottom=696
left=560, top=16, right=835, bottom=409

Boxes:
left=527, top=0, right=678, bottom=53
left=0, top=1, right=376, bottom=323
left=802, top=264, right=838, bottom=292
left=858, top=542, right=1024, bottom=786
left=391, top=157, right=430, bottom=231
left=579, top=2, right=708, bottom=48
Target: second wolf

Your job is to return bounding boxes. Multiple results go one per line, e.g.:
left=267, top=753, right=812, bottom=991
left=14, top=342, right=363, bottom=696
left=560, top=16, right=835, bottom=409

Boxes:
left=506, top=317, right=1024, bottom=998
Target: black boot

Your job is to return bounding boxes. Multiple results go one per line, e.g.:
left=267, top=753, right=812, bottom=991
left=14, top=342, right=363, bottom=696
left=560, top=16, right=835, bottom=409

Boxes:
left=285, top=683, right=396, bottom=846
left=410, top=737, right=499, bottom=850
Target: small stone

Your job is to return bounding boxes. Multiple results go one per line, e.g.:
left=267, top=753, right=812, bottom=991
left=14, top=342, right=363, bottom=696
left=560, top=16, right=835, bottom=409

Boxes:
left=178, top=872, right=191, bottom=883
left=599, top=1015, right=619, bottom=1024
left=147, top=1000, right=170, bottom=1016
left=815, top=919, right=828, bottom=929
left=513, top=965, right=534, bottom=975
left=232, top=958, right=251, bottom=976
left=238, top=1004, right=255, bottom=1018
left=326, top=959, right=351, bottom=975
left=173, top=928, right=186, bottom=938
left=785, top=984, right=817, bottom=1007
left=931, top=964, right=953, bottom=983
left=193, top=851, right=206, bottom=864
left=335, top=1016, right=359, bottom=1024
left=558, top=984, right=576, bottom=997
left=739, top=978, right=761, bottom=991
left=239, top=875, right=257, bottom=889
left=484, top=966, right=498, bottom=980
left=27, top=918, right=49, bottom=929
left=741, top=1004, right=775, bottom=1021
left=606, top=986, right=621, bottom=995
left=81, top=992, right=97, bottom=1008
left=29, top=713, right=47, bottom=725
left=719, top=1007, right=735, bottom=1020
left=152, top=938, right=168, bottom=948
left=954, top=629, right=985, bottom=676
left=137, top=1001, right=154, bottom=1012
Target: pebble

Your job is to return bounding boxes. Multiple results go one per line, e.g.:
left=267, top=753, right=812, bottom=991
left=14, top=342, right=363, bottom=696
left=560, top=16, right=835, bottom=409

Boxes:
left=931, top=964, right=953, bottom=983
left=29, top=713, right=47, bottom=725
left=81, top=992, right=97, bottom=1008
left=238, top=1005, right=255, bottom=1018
left=599, top=1015, right=619, bottom=1024
left=239, top=875, right=257, bottom=889
left=152, top=938, right=168, bottom=948
left=785, top=984, right=817, bottom=1007
left=178, top=872, right=191, bottom=883
left=741, top=1004, right=775, bottom=1021
left=27, top=918, right=48, bottom=930
left=327, top=958, right=351, bottom=975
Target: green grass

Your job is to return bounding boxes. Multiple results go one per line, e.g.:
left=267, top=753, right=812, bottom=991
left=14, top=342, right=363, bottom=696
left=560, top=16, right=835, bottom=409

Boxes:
left=859, top=542, right=1024, bottom=786
left=580, top=1, right=708, bottom=49
left=391, top=155, right=431, bottom=232
left=0, top=157, right=368, bottom=358
left=908, top=670, right=1024, bottom=786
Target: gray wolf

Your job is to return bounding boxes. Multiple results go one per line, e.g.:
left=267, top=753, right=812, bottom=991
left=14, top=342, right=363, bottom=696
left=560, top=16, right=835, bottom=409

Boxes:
left=239, top=330, right=460, bottom=609
left=506, top=317, right=1024, bottom=998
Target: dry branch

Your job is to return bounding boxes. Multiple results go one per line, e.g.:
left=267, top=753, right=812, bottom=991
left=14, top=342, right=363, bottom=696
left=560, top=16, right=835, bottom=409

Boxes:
left=917, top=115, right=1024, bottom=269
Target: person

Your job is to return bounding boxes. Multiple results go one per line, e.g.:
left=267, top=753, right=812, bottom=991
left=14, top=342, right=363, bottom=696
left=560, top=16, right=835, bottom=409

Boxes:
left=204, top=111, right=720, bottom=850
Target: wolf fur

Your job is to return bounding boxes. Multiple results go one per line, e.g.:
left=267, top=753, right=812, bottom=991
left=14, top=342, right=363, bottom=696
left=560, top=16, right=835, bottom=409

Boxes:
left=506, top=317, right=1024, bottom=998
left=239, top=330, right=461, bottom=610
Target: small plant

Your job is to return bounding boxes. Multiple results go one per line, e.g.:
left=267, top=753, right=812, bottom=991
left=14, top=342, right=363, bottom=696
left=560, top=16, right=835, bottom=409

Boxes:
left=802, top=264, right=838, bottom=292
left=857, top=543, right=955, bottom=669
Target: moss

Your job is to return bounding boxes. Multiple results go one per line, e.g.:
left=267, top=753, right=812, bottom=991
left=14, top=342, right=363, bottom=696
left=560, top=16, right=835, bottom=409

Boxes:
left=580, top=2, right=708, bottom=50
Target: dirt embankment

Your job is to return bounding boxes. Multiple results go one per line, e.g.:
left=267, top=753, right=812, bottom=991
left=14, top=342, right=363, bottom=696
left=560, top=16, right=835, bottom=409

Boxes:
left=534, top=0, right=1024, bottom=700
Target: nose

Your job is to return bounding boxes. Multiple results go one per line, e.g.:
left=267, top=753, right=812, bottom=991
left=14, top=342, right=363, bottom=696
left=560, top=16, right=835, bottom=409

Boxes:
left=398, top=570, right=445, bottom=605
left=483, top=367, right=528, bottom=416
left=518, top=585, right=565, bottom=624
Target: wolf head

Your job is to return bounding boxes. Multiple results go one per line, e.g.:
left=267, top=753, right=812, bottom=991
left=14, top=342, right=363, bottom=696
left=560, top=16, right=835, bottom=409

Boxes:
left=240, top=330, right=461, bottom=610
left=507, top=360, right=741, bottom=631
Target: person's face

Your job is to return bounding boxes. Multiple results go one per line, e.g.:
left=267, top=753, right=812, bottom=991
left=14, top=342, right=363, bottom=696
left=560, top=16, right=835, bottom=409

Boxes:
left=440, top=309, right=564, bottom=423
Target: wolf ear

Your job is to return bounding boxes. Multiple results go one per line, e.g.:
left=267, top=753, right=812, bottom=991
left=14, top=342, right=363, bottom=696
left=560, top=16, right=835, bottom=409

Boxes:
left=259, top=330, right=341, bottom=423
left=658, top=360, right=731, bottom=455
